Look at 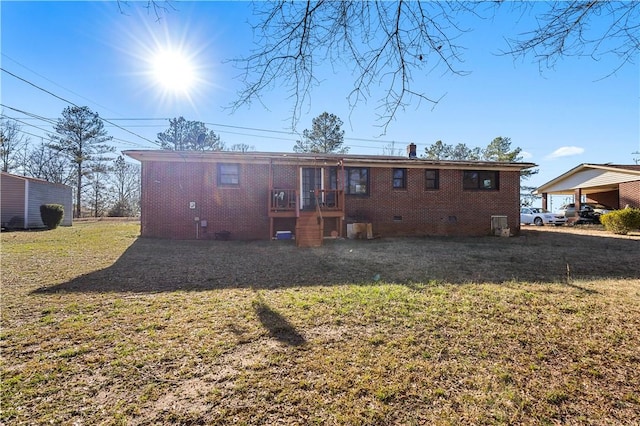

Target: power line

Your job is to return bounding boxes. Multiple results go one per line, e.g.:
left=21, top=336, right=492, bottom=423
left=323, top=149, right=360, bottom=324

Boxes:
left=1, top=66, right=414, bottom=151
left=2, top=105, right=151, bottom=149
left=1, top=53, right=122, bottom=117
left=1, top=114, right=52, bottom=135
left=1, top=124, right=51, bottom=142
left=6, top=108, right=414, bottom=148
left=1, top=67, right=161, bottom=147
left=1, top=104, right=58, bottom=126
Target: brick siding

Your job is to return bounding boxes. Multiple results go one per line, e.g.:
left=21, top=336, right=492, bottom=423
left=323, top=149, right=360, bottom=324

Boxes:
left=140, top=161, right=522, bottom=239
left=619, top=180, right=640, bottom=208
left=343, top=168, right=521, bottom=237
left=587, top=190, right=619, bottom=209
left=141, top=161, right=271, bottom=240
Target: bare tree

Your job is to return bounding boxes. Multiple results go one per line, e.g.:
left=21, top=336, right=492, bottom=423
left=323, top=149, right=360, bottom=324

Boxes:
left=0, top=116, right=30, bottom=172
left=229, top=143, right=255, bottom=153
left=84, top=164, right=110, bottom=218
left=381, top=142, right=403, bottom=156
left=233, top=1, right=475, bottom=132
left=24, top=140, right=73, bottom=184
left=116, top=0, right=174, bottom=20
left=108, top=155, right=140, bottom=217
left=232, top=1, right=638, bottom=130
left=131, top=2, right=638, bottom=129
left=505, top=2, right=640, bottom=76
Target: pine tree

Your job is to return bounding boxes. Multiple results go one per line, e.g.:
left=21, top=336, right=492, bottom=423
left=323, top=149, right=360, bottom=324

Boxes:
left=157, top=117, right=224, bottom=151
left=49, top=106, right=113, bottom=218
left=293, top=112, right=348, bottom=154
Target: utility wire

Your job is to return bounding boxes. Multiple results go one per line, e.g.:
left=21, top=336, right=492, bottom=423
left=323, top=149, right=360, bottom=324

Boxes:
left=1, top=114, right=52, bottom=134
left=1, top=104, right=58, bottom=125
left=2, top=106, right=150, bottom=149
left=1, top=67, right=161, bottom=147
left=2, top=67, right=412, bottom=151
left=1, top=53, right=122, bottom=116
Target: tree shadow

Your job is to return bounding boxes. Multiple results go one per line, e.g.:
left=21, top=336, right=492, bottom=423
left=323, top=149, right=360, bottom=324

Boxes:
left=31, top=228, right=639, bottom=295
left=252, top=298, right=306, bottom=346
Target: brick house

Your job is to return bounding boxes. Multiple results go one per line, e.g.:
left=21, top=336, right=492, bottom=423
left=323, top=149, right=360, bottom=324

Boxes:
left=534, top=164, right=640, bottom=214
left=124, top=146, right=534, bottom=246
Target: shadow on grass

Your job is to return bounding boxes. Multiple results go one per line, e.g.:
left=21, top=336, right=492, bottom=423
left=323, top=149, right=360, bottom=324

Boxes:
left=252, top=299, right=306, bottom=346
left=32, top=228, right=639, bottom=294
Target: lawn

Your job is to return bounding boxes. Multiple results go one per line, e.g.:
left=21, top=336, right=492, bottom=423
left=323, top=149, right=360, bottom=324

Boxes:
left=2, top=221, right=639, bottom=425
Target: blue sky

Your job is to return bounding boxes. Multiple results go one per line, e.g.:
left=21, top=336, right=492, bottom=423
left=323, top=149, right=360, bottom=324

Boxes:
left=2, top=1, right=638, bottom=202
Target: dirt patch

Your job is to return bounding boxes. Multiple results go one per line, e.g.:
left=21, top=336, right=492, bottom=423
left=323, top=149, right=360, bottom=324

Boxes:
left=524, top=223, right=640, bottom=239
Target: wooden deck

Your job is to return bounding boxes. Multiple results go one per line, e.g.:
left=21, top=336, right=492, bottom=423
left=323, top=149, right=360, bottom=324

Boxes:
left=268, top=188, right=345, bottom=246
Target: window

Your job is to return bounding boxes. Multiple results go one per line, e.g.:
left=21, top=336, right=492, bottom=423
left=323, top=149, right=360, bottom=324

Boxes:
left=425, top=169, right=439, bottom=190
left=392, top=168, right=407, bottom=189
left=463, top=170, right=499, bottom=190
left=218, top=163, right=239, bottom=185
left=346, top=167, right=369, bottom=195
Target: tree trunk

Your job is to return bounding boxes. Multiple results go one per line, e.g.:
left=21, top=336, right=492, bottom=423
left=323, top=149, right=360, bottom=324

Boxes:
left=76, top=165, right=82, bottom=218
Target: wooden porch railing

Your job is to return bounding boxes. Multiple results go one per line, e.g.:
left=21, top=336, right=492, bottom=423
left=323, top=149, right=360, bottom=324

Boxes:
left=270, top=189, right=298, bottom=212
left=313, top=189, right=343, bottom=211
left=269, top=189, right=344, bottom=213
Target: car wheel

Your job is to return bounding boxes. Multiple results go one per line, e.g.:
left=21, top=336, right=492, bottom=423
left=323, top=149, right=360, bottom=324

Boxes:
left=534, top=217, right=544, bottom=226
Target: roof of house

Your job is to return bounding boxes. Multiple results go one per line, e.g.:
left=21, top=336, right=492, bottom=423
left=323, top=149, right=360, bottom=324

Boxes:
left=534, top=163, right=640, bottom=195
left=123, top=150, right=536, bottom=171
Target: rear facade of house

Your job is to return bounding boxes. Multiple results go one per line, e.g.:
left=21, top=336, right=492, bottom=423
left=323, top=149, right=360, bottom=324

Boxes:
left=125, top=149, right=533, bottom=245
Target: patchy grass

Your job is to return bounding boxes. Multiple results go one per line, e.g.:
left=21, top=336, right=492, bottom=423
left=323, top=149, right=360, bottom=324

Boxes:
left=2, top=222, right=639, bottom=425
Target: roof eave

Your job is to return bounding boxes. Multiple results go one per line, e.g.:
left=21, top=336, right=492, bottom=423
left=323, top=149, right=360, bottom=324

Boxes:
left=122, top=150, right=536, bottom=170
left=534, top=163, right=640, bottom=194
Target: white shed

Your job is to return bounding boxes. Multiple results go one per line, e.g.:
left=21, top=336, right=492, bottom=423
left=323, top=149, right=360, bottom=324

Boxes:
left=1, top=172, right=73, bottom=229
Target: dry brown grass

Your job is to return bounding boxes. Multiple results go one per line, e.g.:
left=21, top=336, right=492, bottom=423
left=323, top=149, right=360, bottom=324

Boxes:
left=2, top=222, right=639, bottom=425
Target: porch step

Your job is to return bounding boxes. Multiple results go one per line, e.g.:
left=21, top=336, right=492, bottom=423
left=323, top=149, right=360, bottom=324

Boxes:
left=295, top=215, right=323, bottom=247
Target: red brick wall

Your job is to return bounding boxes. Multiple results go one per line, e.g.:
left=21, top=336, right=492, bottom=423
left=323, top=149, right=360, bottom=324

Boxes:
left=344, top=168, right=521, bottom=237
left=272, top=165, right=297, bottom=188
left=140, top=161, right=522, bottom=239
left=587, top=190, right=619, bottom=209
left=141, top=161, right=271, bottom=240
left=619, top=180, right=640, bottom=208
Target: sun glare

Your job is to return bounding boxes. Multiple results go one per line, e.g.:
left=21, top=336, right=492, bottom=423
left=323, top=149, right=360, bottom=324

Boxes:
left=151, top=49, right=196, bottom=94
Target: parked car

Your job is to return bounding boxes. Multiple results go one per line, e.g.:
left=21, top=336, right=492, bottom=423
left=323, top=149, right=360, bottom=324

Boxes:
left=557, top=203, right=614, bottom=223
left=557, top=203, right=614, bottom=217
left=520, top=207, right=567, bottom=226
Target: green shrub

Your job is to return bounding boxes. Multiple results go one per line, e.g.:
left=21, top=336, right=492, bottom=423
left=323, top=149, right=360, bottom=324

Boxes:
left=107, top=200, right=136, bottom=217
left=39, top=204, right=64, bottom=230
left=599, top=208, right=640, bottom=235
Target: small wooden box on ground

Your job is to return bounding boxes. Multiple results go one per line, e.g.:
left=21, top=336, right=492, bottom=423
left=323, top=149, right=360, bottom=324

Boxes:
left=347, top=223, right=373, bottom=239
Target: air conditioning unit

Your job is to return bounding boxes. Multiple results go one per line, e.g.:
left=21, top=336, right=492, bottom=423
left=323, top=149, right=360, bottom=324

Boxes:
left=491, top=215, right=509, bottom=237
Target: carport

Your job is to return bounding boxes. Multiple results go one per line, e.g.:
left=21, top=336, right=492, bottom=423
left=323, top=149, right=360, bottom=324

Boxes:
left=534, top=164, right=640, bottom=214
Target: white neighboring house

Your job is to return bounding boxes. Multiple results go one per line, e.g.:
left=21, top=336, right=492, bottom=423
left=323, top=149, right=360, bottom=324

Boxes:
left=1, top=172, right=73, bottom=229
left=534, top=164, right=640, bottom=213
left=520, top=207, right=567, bottom=226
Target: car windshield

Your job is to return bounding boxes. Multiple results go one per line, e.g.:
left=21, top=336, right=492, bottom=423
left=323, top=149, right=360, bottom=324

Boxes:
left=530, top=208, right=550, bottom=213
